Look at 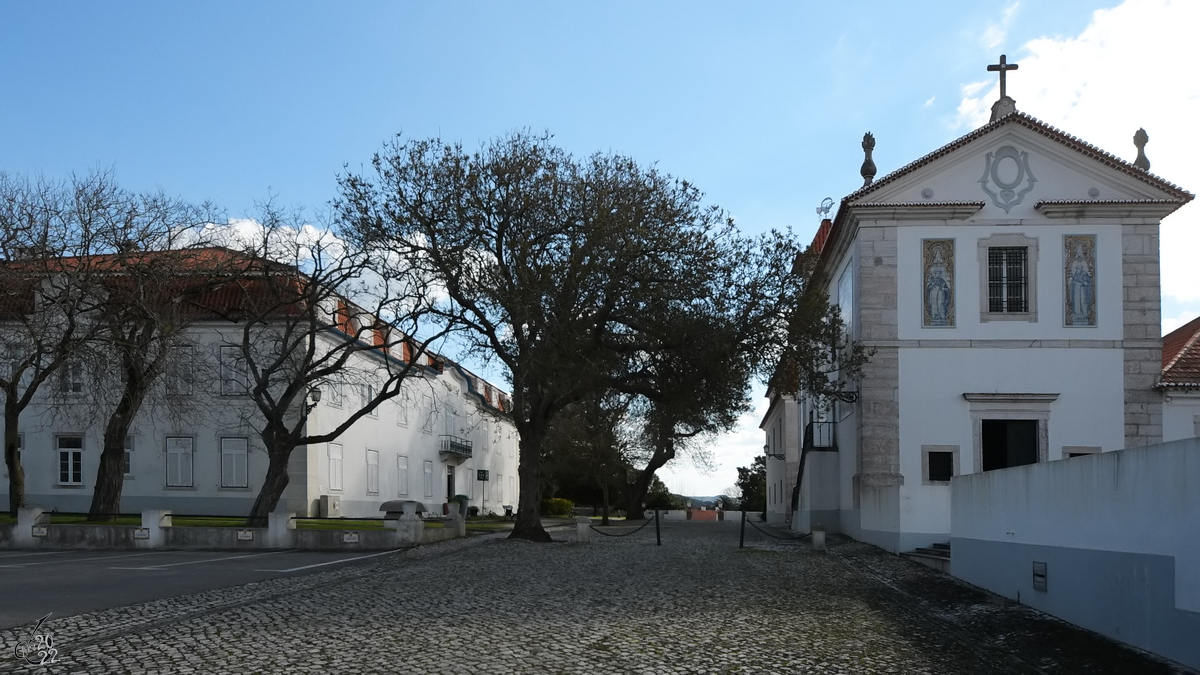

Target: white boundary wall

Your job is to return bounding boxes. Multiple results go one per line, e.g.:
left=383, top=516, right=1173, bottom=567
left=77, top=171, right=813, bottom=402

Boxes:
left=951, top=437, right=1200, bottom=669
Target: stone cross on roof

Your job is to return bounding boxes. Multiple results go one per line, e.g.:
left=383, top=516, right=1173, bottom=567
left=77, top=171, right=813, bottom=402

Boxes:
left=987, top=54, right=1019, bottom=99
left=987, top=55, right=1020, bottom=121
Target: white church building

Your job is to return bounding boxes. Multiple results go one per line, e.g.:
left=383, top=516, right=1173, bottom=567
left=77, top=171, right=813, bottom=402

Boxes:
left=767, top=67, right=1193, bottom=554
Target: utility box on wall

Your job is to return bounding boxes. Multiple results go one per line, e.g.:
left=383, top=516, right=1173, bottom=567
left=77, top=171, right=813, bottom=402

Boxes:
left=319, top=495, right=342, bottom=518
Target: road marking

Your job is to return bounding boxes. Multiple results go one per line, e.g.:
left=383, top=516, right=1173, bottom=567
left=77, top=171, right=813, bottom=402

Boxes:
left=3, top=551, right=166, bottom=567
left=0, top=550, right=73, bottom=560
left=110, top=550, right=293, bottom=570
left=256, top=549, right=405, bottom=572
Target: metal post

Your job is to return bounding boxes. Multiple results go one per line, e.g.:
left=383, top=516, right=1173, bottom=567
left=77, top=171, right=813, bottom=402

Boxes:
left=655, top=509, right=661, bottom=546
left=739, top=510, right=746, bottom=548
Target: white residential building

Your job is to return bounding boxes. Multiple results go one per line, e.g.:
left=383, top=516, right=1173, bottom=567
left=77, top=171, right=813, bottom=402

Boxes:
left=1, top=265, right=519, bottom=520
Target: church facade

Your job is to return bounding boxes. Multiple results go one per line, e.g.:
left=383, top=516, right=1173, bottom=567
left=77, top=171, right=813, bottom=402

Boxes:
left=780, top=102, right=1193, bottom=553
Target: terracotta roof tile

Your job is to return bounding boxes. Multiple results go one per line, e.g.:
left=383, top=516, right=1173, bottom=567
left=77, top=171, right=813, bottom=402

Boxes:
left=1162, top=315, right=1200, bottom=388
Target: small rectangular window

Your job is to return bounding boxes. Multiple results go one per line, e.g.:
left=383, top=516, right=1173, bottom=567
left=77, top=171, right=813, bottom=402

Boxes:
left=221, top=437, right=249, bottom=488
left=366, top=449, right=379, bottom=494
left=57, top=435, right=83, bottom=484
left=397, top=455, right=409, bottom=496
left=124, top=434, right=134, bottom=476
left=987, top=247, right=1028, bottom=313
left=922, top=445, right=958, bottom=485
left=220, top=345, right=247, bottom=396
left=165, top=437, right=193, bottom=487
left=327, top=383, right=344, bottom=408
left=166, top=346, right=194, bottom=395
left=328, top=443, right=343, bottom=491
left=59, top=361, right=84, bottom=395
left=928, top=452, right=953, bottom=482
left=364, top=384, right=378, bottom=417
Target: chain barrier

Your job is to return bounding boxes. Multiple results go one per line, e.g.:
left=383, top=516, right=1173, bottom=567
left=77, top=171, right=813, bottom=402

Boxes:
left=742, top=514, right=809, bottom=541
left=589, top=517, right=656, bottom=537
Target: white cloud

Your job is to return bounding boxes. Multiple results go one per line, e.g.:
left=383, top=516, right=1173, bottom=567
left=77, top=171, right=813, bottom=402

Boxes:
left=955, top=0, right=1200, bottom=312
left=982, top=2, right=1021, bottom=49
left=1162, top=309, right=1199, bottom=336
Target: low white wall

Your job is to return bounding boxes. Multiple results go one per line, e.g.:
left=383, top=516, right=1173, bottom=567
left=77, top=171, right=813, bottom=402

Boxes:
left=951, top=437, right=1200, bottom=669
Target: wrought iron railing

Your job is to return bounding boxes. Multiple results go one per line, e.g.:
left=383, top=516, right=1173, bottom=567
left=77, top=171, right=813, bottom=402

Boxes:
left=438, top=435, right=473, bottom=459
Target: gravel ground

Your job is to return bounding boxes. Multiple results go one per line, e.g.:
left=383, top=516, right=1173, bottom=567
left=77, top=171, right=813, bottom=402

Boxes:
left=0, top=520, right=1191, bottom=674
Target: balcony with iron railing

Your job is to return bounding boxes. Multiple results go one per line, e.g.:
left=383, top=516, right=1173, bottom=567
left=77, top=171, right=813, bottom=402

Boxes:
left=438, top=435, right=473, bottom=465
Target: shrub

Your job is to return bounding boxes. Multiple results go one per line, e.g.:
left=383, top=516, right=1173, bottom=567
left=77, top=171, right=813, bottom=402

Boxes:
left=541, top=497, right=575, bottom=517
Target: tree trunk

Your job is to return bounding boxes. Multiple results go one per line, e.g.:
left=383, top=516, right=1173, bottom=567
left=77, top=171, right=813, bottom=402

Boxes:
left=600, top=478, right=610, bottom=526
left=5, top=404, right=25, bottom=517
left=625, top=443, right=674, bottom=521
left=248, top=443, right=293, bottom=527
left=509, top=425, right=551, bottom=542
left=88, top=384, right=149, bottom=522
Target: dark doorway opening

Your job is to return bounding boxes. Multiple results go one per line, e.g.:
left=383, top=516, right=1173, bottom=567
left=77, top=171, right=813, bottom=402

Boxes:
left=982, top=419, right=1038, bottom=471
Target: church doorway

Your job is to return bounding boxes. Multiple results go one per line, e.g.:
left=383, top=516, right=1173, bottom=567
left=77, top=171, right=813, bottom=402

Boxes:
left=981, top=419, right=1038, bottom=471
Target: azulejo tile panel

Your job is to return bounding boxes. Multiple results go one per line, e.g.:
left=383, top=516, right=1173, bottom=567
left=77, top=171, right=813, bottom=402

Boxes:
left=1063, top=235, right=1096, bottom=326
left=922, top=239, right=955, bottom=328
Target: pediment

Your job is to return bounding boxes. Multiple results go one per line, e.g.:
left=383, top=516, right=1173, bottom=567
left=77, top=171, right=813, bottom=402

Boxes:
left=847, top=114, right=1191, bottom=221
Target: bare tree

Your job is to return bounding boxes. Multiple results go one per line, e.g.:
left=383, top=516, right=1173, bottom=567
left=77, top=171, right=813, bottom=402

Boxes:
left=0, top=172, right=122, bottom=515
left=205, top=206, right=455, bottom=525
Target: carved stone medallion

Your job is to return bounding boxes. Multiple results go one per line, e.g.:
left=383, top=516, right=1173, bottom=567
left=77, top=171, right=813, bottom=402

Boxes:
left=979, top=145, right=1037, bottom=212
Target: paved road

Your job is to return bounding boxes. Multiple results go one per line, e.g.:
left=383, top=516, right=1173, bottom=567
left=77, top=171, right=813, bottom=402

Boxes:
left=0, top=521, right=1190, bottom=674
left=0, top=548, right=407, bottom=631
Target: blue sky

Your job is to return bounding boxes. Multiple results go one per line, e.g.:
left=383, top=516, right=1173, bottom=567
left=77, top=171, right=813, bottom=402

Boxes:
left=2, top=1, right=1196, bottom=496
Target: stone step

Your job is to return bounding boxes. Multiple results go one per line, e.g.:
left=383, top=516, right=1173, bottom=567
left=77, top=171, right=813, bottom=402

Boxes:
left=901, top=551, right=952, bottom=574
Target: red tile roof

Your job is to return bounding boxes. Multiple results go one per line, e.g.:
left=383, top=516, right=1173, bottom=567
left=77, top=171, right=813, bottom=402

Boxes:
left=1162, top=316, right=1200, bottom=388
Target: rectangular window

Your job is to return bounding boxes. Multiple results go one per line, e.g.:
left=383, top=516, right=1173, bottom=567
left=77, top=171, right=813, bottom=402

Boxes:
left=327, top=383, right=344, bottom=408
left=165, top=437, right=193, bottom=487
left=221, top=437, right=249, bottom=488
left=421, top=394, right=435, bottom=434
left=166, top=346, right=193, bottom=395
left=397, top=455, right=409, bottom=496
left=987, top=247, right=1028, bottom=313
left=58, top=360, right=84, bottom=395
left=982, top=420, right=1038, bottom=471
left=220, top=345, right=247, bottom=396
left=328, top=443, right=343, bottom=491
left=57, top=435, right=83, bottom=484
left=124, top=434, right=134, bottom=476
left=366, top=449, right=379, bottom=494
left=364, top=384, right=378, bottom=417
left=423, top=460, right=433, bottom=498
left=396, top=395, right=409, bottom=426
left=1063, top=445, right=1101, bottom=459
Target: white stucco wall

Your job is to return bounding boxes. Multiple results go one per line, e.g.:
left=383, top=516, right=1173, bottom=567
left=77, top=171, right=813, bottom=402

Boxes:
left=951, top=438, right=1200, bottom=668
left=1163, top=393, right=1200, bottom=442
left=897, top=346, right=1125, bottom=537
left=895, top=222, right=1125, bottom=342
left=1, top=323, right=519, bottom=520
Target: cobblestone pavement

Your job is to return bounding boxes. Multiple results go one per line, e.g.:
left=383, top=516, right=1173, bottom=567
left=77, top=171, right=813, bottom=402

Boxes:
left=1, top=520, right=1192, bottom=674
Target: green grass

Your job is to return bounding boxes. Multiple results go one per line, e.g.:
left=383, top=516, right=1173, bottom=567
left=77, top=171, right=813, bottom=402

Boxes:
left=296, top=518, right=386, bottom=531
